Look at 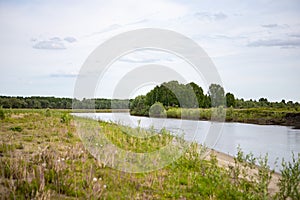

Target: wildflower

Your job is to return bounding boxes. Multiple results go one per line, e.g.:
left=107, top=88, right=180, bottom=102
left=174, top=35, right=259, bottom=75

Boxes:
left=99, top=177, right=102, bottom=181
left=61, top=158, right=65, bottom=161
left=93, top=177, right=97, bottom=182
left=42, top=163, right=46, bottom=168
left=103, top=184, right=107, bottom=189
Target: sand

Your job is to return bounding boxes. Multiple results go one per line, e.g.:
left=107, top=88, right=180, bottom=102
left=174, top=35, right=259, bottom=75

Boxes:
left=208, top=149, right=281, bottom=195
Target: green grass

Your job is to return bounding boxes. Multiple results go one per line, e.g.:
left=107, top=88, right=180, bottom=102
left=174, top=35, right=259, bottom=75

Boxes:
left=0, top=109, right=299, bottom=199
left=164, top=107, right=300, bottom=127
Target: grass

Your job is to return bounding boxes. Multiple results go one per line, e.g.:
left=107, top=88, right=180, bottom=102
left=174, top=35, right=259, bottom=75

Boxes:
left=164, top=107, right=300, bottom=127
left=0, top=109, right=299, bottom=199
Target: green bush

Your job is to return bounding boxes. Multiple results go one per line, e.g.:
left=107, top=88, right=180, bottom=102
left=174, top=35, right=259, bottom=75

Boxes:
left=45, top=108, right=51, bottom=117
left=276, top=153, right=300, bottom=199
left=0, top=106, right=5, bottom=120
left=60, top=113, right=71, bottom=124
left=149, top=102, right=166, bottom=118
left=10, top=126, right=23, bottom=132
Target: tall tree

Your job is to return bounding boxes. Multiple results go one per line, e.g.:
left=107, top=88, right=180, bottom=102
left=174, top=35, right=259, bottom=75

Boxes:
left=208, top=84, right=225, bottom=107
left=226, top=92, right=235, bottom=107
left=188, top=82, right=205, bottom=108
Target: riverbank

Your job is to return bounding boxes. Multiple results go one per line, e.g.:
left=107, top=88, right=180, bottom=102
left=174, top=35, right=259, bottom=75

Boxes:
left=208, top=149, right=281, bottom=195
left=131, top=107, right=300, bottom=128
left=0, top=109, right=298, bottom=199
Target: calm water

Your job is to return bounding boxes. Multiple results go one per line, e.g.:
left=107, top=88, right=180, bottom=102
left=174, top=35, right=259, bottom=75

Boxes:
left=74, top=112, right=300, bottom=171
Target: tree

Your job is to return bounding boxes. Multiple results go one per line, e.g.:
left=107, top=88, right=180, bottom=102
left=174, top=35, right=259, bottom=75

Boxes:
left=130, top=95, right=149, bottom=116
left=149, top=102, right=166, bottom=118
left=226, top=92, right=235, bottom=107
left=259, top=97, right=269, bottom=107
left=188, top=82, right=205, bottom=107
left=208, top=84, right=225, bottom=107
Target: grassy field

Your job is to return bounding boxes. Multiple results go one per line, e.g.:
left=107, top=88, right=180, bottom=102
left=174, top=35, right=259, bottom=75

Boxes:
left=0, top=109, right=299, bottom=199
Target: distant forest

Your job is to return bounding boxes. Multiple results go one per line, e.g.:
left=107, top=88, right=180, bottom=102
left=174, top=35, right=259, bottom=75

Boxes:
left=0, top=96, right=129, bottom=109
left=0, top=81, right=299, bottom=110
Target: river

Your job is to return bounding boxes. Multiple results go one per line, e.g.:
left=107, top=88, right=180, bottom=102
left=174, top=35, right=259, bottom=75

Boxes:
left=73, top=112, right=300, bottom=171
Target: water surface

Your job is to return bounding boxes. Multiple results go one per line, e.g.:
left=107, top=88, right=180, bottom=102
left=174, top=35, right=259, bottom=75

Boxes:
left=74, top=112, right=300, bottom=171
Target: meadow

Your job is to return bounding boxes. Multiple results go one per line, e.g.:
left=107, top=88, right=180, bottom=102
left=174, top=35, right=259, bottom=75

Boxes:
left=0, top=109, right=299, bottom=199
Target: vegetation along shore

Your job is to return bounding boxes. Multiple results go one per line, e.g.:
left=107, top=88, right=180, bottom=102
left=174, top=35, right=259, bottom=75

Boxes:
left=1, top=80, right=300, bottom=128
left=0, top=109, right=299, bottom=199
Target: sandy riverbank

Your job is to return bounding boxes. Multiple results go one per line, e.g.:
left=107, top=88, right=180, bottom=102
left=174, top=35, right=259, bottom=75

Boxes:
left=208, top=149, right=281, bottom=195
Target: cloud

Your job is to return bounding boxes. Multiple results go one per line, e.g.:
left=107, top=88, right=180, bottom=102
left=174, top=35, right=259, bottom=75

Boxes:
left=248, top=39, right=300, bottom=48
left=50, top=71, right=78, bottom=78
left=261, top=24, right=278, bottom=28
left=289, top=34, right=300, bottom=38
left=119, top=57, right=162, bottom=63
left=32, top=36, right=77, bottom=49
left=64, top=36, right=77, bottom=43
left=33, top=40, right=66, bottom=50
left=261, top=24, right=289, bottom=29
left=49, top=37, right=62, bottom=42
left=194, top=12, right=227, bottom=21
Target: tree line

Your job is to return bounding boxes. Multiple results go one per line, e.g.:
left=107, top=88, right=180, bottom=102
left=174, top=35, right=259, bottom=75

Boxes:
left=1, top=81, right=299, bottom=111
left=0, top=96, right=129, bottom=109
left=130, top=81, right=299, bottom=115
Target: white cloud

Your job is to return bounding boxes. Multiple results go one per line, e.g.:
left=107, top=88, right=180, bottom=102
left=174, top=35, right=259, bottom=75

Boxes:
left=261, top=24, right=289, bottom=29
left=33, top=40, right=66, bottom=50
left=194, top=12, right=227, bottom=21
left=32, top=36, right=77, bottom=49
left=64, top=36, right=77, bottom=43
left=248, top=39, right=300, bottom=48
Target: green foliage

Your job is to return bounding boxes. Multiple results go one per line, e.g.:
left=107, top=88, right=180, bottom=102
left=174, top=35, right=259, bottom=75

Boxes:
left=276, top=153, right=300, bottom=200
left=208, top=83, right=226, bottom=107
left=0, top=96, right=129, bottom=109
left=1, top=109, right=300, bottom=199
left=10, top=126, right=23, bottom=132
left=226, top=92, right=235, bottom=107
left=0, top=106, right=5, bottom=120
left=149, top=102, right=166, bottom=118
left=45, top=108, right=51, bottom=117
left=188, top=82, right=205, bottom=107
left=130, top=95, right=149, bottom=116
left=60, top=113, right=71, bottom=124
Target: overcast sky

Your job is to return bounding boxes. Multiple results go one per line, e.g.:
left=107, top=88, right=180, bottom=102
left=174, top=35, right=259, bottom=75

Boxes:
left=0, top=0, right=300, bottom=102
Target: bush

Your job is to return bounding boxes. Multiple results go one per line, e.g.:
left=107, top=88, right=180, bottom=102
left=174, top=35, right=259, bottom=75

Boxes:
left=45, top=108, right=51, bottom=117
left=149, top=102, right=166, bottom=118
left=0, top=106, right=5, bottom=120
left=276, top=153, right=300, bottom=199
left=10, top=126, right=23, bottom=132
left=60, top=113, right=71, bottom=124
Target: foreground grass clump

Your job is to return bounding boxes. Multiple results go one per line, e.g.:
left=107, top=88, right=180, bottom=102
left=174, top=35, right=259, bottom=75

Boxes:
left=0, top=109, right=299, bottom=199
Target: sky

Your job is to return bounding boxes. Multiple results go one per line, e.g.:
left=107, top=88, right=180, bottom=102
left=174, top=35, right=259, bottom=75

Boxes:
left=0, top=0, right=300, bottom=102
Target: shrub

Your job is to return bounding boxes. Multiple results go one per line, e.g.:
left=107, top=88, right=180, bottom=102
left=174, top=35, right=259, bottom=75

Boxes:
left=60, top=113, right=71, bottom=124
left=276, top=153, right=300, bottom=199
left=45, top=108, right=51, bottom=117
left=10, top=126, right=23, bottom=132
left=149, top=102, right=166, bottom=118
left=0, top=106, right=5, bottom=120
